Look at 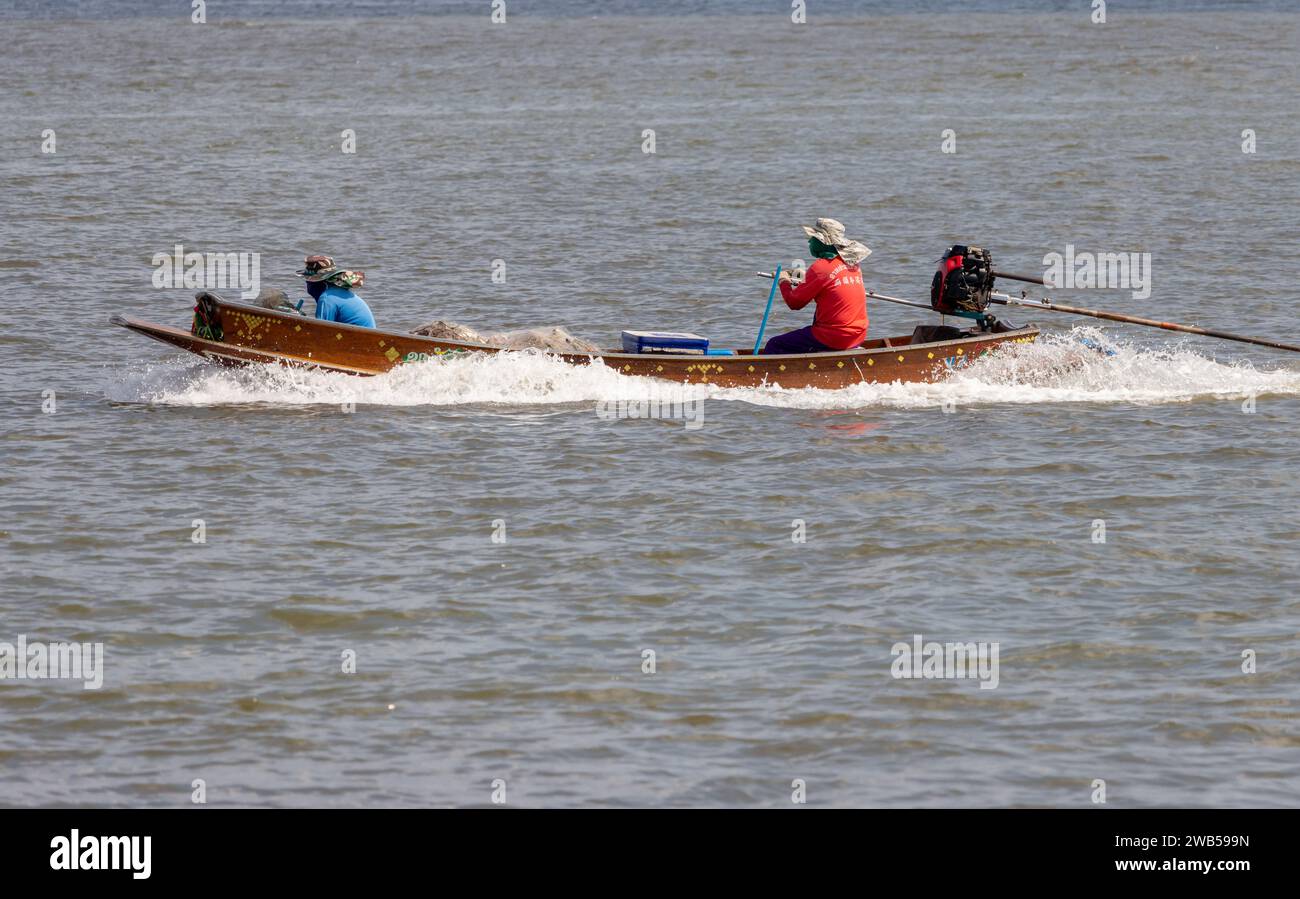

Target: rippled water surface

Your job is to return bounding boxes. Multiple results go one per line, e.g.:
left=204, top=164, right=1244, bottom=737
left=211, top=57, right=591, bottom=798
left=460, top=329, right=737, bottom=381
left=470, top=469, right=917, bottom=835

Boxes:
left=1, top=2, right=1298, bottom=807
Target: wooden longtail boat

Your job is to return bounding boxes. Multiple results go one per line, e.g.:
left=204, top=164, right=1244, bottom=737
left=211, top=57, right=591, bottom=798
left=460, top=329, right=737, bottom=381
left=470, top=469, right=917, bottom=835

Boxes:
left=111, top=294, right=1039, bottom=389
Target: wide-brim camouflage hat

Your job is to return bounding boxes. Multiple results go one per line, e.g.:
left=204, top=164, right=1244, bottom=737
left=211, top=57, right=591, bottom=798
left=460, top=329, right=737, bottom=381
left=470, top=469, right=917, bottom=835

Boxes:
left=297, top=254, right=365, bottom=289
left=297, top=254, right=341, bottom=281
left=326, top=270, right=365, bottom=290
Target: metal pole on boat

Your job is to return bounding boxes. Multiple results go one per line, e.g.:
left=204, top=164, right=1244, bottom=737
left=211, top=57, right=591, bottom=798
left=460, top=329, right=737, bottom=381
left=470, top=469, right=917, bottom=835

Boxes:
left=988, top=291, right=1300, bottom=354
left=865, top=290, right=938, bottom=313
left=992, top=270, right=1048, bottom=286
left=753, top=264, right=782, bottom=355
left=757, top=273, right=938, bottom=314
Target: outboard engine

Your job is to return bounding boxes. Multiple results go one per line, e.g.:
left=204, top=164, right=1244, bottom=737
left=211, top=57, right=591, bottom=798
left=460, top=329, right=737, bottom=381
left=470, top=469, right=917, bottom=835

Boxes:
left=930, top=245, right=996, bottom=316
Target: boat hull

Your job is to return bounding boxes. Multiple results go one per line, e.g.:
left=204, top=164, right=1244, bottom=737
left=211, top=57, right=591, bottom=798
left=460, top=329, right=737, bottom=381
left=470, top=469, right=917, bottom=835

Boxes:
left=112, top=298, right=1039, bottom=388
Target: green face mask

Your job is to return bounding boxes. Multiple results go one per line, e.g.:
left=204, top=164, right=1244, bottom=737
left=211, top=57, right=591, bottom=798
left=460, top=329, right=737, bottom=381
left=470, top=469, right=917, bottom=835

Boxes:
left=808, top=237, right=838, bottom=260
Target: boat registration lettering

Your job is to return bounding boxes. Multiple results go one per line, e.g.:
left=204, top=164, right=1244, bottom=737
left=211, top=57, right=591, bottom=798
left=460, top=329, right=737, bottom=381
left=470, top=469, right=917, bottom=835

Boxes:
left=941, top=348, right=992, bottom=371
left=402, top=349, right=466, bottom=364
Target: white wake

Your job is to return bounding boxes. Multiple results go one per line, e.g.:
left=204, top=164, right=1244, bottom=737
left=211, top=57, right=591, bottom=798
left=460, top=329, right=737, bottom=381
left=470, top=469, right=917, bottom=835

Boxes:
left=106, top=328, right=1300, bottom=410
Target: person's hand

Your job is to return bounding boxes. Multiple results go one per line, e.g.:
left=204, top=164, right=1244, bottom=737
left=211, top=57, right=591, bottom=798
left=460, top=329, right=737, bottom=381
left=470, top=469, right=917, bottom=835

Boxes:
left=778, top=270, right=793, bottom=285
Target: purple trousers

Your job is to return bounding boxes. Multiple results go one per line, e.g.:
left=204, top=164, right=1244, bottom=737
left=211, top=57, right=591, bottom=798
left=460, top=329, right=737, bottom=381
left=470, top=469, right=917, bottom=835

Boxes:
left=762, top=325, right=834, bottom=355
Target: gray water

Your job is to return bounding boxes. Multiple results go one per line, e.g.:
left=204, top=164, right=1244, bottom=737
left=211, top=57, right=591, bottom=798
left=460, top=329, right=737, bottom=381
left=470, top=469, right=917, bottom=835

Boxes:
left=2, top=3, right=1298, bottom=807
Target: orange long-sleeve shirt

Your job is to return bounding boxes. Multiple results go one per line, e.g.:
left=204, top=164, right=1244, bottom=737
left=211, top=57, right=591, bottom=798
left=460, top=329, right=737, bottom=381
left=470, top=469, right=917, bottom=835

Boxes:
left=778, top=256, right=868, bottom=349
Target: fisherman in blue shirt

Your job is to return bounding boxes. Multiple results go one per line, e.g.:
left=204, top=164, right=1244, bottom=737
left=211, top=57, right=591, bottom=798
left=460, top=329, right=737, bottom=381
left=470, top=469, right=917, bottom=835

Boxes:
left=297, top=254, right=376, bottom=328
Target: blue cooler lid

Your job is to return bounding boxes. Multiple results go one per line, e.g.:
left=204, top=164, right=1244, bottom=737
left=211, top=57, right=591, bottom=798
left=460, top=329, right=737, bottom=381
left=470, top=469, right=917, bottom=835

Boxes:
left=622, top=330, right=711, bottom=353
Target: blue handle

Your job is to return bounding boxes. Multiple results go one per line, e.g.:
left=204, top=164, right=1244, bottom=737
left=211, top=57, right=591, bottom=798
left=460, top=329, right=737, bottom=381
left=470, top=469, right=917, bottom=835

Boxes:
left=753, top=264, right=781, bottom=355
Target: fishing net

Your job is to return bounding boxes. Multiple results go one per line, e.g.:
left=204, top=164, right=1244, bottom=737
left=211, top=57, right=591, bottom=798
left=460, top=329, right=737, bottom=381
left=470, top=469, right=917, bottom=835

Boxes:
left=410, top=320, right=602, bottom=354
left=409, top=320, right=482, bottom=342
left=252, top=288, right=304, bottom=314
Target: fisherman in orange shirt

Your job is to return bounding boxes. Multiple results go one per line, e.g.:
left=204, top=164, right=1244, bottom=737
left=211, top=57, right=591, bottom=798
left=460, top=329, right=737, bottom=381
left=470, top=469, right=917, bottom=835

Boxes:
left=763, top=218, right=872, bottom=354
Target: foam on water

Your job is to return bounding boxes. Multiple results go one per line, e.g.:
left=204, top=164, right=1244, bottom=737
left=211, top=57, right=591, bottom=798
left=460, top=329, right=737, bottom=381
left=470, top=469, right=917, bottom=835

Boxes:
left=106, top=329, right=1300, bottom=411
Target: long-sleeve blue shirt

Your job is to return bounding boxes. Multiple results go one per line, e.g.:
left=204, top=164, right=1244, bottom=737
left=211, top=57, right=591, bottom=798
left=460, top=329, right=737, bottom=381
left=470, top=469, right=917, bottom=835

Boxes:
left=313, top=285, right=376, bottom=328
